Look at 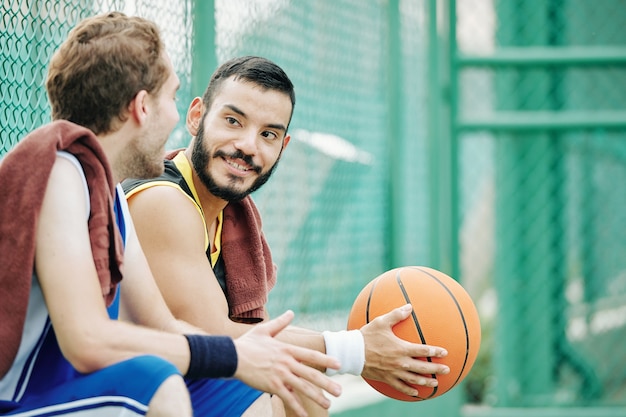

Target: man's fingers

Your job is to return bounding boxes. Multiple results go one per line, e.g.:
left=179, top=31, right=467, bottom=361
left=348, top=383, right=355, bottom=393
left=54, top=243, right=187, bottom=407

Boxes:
left=384, top=377, right=420, bottom=398
left=402, top=357, right=449, bottom=375
left=405, top=344, right=449, bottom=360
left=273, top=385, right=307, bottom=417
left=291, top=359, right=342, bottom=398
left=376, top=304, right=413, bottom=327
left=257, top=310, right=295, bottom=337
left=284, top=373, right=332, bottom=409
left=398, top=370, right=440, bottom=388
left=369, top=306, right=449, bottom=359
left=290, top=344, right=341, bottom=374
left=273, top=363, right=337, bottom=416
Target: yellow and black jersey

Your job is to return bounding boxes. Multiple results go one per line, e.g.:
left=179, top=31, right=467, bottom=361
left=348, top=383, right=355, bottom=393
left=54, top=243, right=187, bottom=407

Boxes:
left=122, top=151, right=228, bottom=295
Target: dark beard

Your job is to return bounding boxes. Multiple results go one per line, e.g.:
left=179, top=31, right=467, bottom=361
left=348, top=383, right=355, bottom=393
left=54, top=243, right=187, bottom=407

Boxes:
left=191, top=119, right=281, bottom=202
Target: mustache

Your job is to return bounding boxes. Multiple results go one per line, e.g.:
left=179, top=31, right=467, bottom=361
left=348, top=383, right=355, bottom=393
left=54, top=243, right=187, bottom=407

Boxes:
left=213, top=149, right=262, bottom=174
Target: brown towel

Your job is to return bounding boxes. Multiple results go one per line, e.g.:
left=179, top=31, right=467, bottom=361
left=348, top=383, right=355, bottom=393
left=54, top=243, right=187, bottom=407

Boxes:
left=0, top=120, right=124, bottom=378
left=164, top=149, right=276, bottom=322
left=222, top=196, right=277, bottom=322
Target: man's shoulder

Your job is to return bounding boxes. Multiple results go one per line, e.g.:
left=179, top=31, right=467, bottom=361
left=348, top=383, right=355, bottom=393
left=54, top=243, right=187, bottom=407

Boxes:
left=121, top=159, right=181, bottom=195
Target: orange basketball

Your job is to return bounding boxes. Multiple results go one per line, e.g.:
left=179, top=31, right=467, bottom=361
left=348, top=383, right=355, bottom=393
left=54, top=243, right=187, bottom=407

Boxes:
left=347, top=266, right=481, bottom=401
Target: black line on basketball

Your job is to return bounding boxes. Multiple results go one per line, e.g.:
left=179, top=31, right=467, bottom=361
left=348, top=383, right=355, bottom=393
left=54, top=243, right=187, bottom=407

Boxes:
left=395, top=270, right=426, bottom=345
left=396, top=269, right=439, bottom=400
left=365, top=276, right=380, bottom=324
left=416, top=267, right=471, bottom=391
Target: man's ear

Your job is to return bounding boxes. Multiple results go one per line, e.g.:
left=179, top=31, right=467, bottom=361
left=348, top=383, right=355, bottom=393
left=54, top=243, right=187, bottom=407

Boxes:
left=282, top=133, right=291, bottom=150
left=186, top=97, right=204, bottom=136
left=128, top=90, right=150, bottom=125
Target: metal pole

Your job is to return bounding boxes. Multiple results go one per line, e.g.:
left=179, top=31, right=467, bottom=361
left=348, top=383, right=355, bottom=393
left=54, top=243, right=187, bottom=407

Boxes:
left=191, top=0, right=217, bottom=97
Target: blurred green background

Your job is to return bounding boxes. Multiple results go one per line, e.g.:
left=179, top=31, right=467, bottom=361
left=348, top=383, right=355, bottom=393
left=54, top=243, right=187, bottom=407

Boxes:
left=2, top=1, right=625, bottom=415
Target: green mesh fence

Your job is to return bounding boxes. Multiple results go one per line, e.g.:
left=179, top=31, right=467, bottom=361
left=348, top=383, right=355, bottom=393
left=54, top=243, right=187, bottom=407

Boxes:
left=0, top=0, right=194, bottom=154
left=227, top=1, right=433, bottom=329
left=456, top=0, right=626, bottom=411
left=2, top=0, right=626, bottom=415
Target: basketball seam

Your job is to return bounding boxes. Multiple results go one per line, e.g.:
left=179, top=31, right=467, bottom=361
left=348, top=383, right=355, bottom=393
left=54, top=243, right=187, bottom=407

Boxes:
left=396, top=269, right=438, bottom=400
left=365, top=278, right=379, bottom=324
left=415, top=266, right=471, bottom=393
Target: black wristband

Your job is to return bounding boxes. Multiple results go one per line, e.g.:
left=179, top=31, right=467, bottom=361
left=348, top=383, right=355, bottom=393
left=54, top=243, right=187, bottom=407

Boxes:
left=184, top=335, right=238, bottom=380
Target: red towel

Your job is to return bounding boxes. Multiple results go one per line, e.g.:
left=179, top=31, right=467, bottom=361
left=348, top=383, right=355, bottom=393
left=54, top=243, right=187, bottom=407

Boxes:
left=221, top=196, right=277, bottom=322
left=0, top=120, right=124, bottom=378
left=165, top=150, right=276, bottom=323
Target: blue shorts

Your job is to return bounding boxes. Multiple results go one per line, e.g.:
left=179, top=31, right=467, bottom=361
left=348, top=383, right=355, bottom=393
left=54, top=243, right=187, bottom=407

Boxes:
left=2, top=317, right=262, bottom=417
left=186, top=378, right=264, bottom=417
left=2, top=354, right=263, bottom=417
left=1, top=355, right=179, bottom=416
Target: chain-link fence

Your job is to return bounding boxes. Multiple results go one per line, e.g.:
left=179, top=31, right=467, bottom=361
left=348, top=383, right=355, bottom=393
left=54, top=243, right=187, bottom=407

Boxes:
left=456, top=0, right=626, bottom=411
left=2, top=0, right=625, bottom=415
left=1, top=0, right=194, bottom=154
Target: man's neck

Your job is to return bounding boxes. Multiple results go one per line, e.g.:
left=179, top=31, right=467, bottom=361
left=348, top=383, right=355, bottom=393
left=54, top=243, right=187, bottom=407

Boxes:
left=96, top=131, right=123, bottom=184
left=188, top=162, right=228, bottom=227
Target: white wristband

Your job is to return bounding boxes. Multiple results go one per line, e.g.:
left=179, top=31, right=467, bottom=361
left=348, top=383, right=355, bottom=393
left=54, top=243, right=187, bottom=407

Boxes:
left=322, top=330, right=365, bottom=376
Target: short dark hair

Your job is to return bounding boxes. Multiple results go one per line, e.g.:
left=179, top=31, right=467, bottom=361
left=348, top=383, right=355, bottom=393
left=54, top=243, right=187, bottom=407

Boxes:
left=202, top=56, right=296, bottom=126
left=46, top=12, right=168, bottom=135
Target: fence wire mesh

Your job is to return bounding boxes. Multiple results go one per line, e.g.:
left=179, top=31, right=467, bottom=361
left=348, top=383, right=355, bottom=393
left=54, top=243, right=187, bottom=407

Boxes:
left=1, top=0, right=194, bottom=154
left=457, top=0, right=626, bottom=408
left=1, top=0, right=625, bottom=414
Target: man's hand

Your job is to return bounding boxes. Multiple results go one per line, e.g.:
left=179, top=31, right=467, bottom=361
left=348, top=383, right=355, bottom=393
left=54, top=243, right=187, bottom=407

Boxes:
left=233, top=310, right=342, bottom=417
left=360, top=304, right=449, bottom=398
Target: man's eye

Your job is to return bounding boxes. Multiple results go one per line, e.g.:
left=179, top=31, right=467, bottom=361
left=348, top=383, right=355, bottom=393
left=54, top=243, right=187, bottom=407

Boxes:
left=262, top=131, right=278, bottom=140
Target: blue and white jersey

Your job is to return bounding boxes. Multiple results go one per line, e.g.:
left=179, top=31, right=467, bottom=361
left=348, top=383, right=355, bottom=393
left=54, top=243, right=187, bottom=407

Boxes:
left=0, top=151, right=129, bottom=404
left=0, top=151, right=261, bottom=416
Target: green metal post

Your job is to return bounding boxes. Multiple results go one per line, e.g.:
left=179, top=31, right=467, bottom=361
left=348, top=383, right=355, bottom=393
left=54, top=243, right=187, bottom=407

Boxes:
left=447, top=0, right=460, bottom=282
left=386, top=0, right=403, bottom=269
left=426, top=0, right=463, bottom=414
left=191, top=0, right=217, bottom=97
left=427, top=0, right=442, bottom=270
left=428, top=0, right=460, bottom=280
left=492, top=0, right=566, bottom=405
left=444, top=1, right=463, bottom=415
